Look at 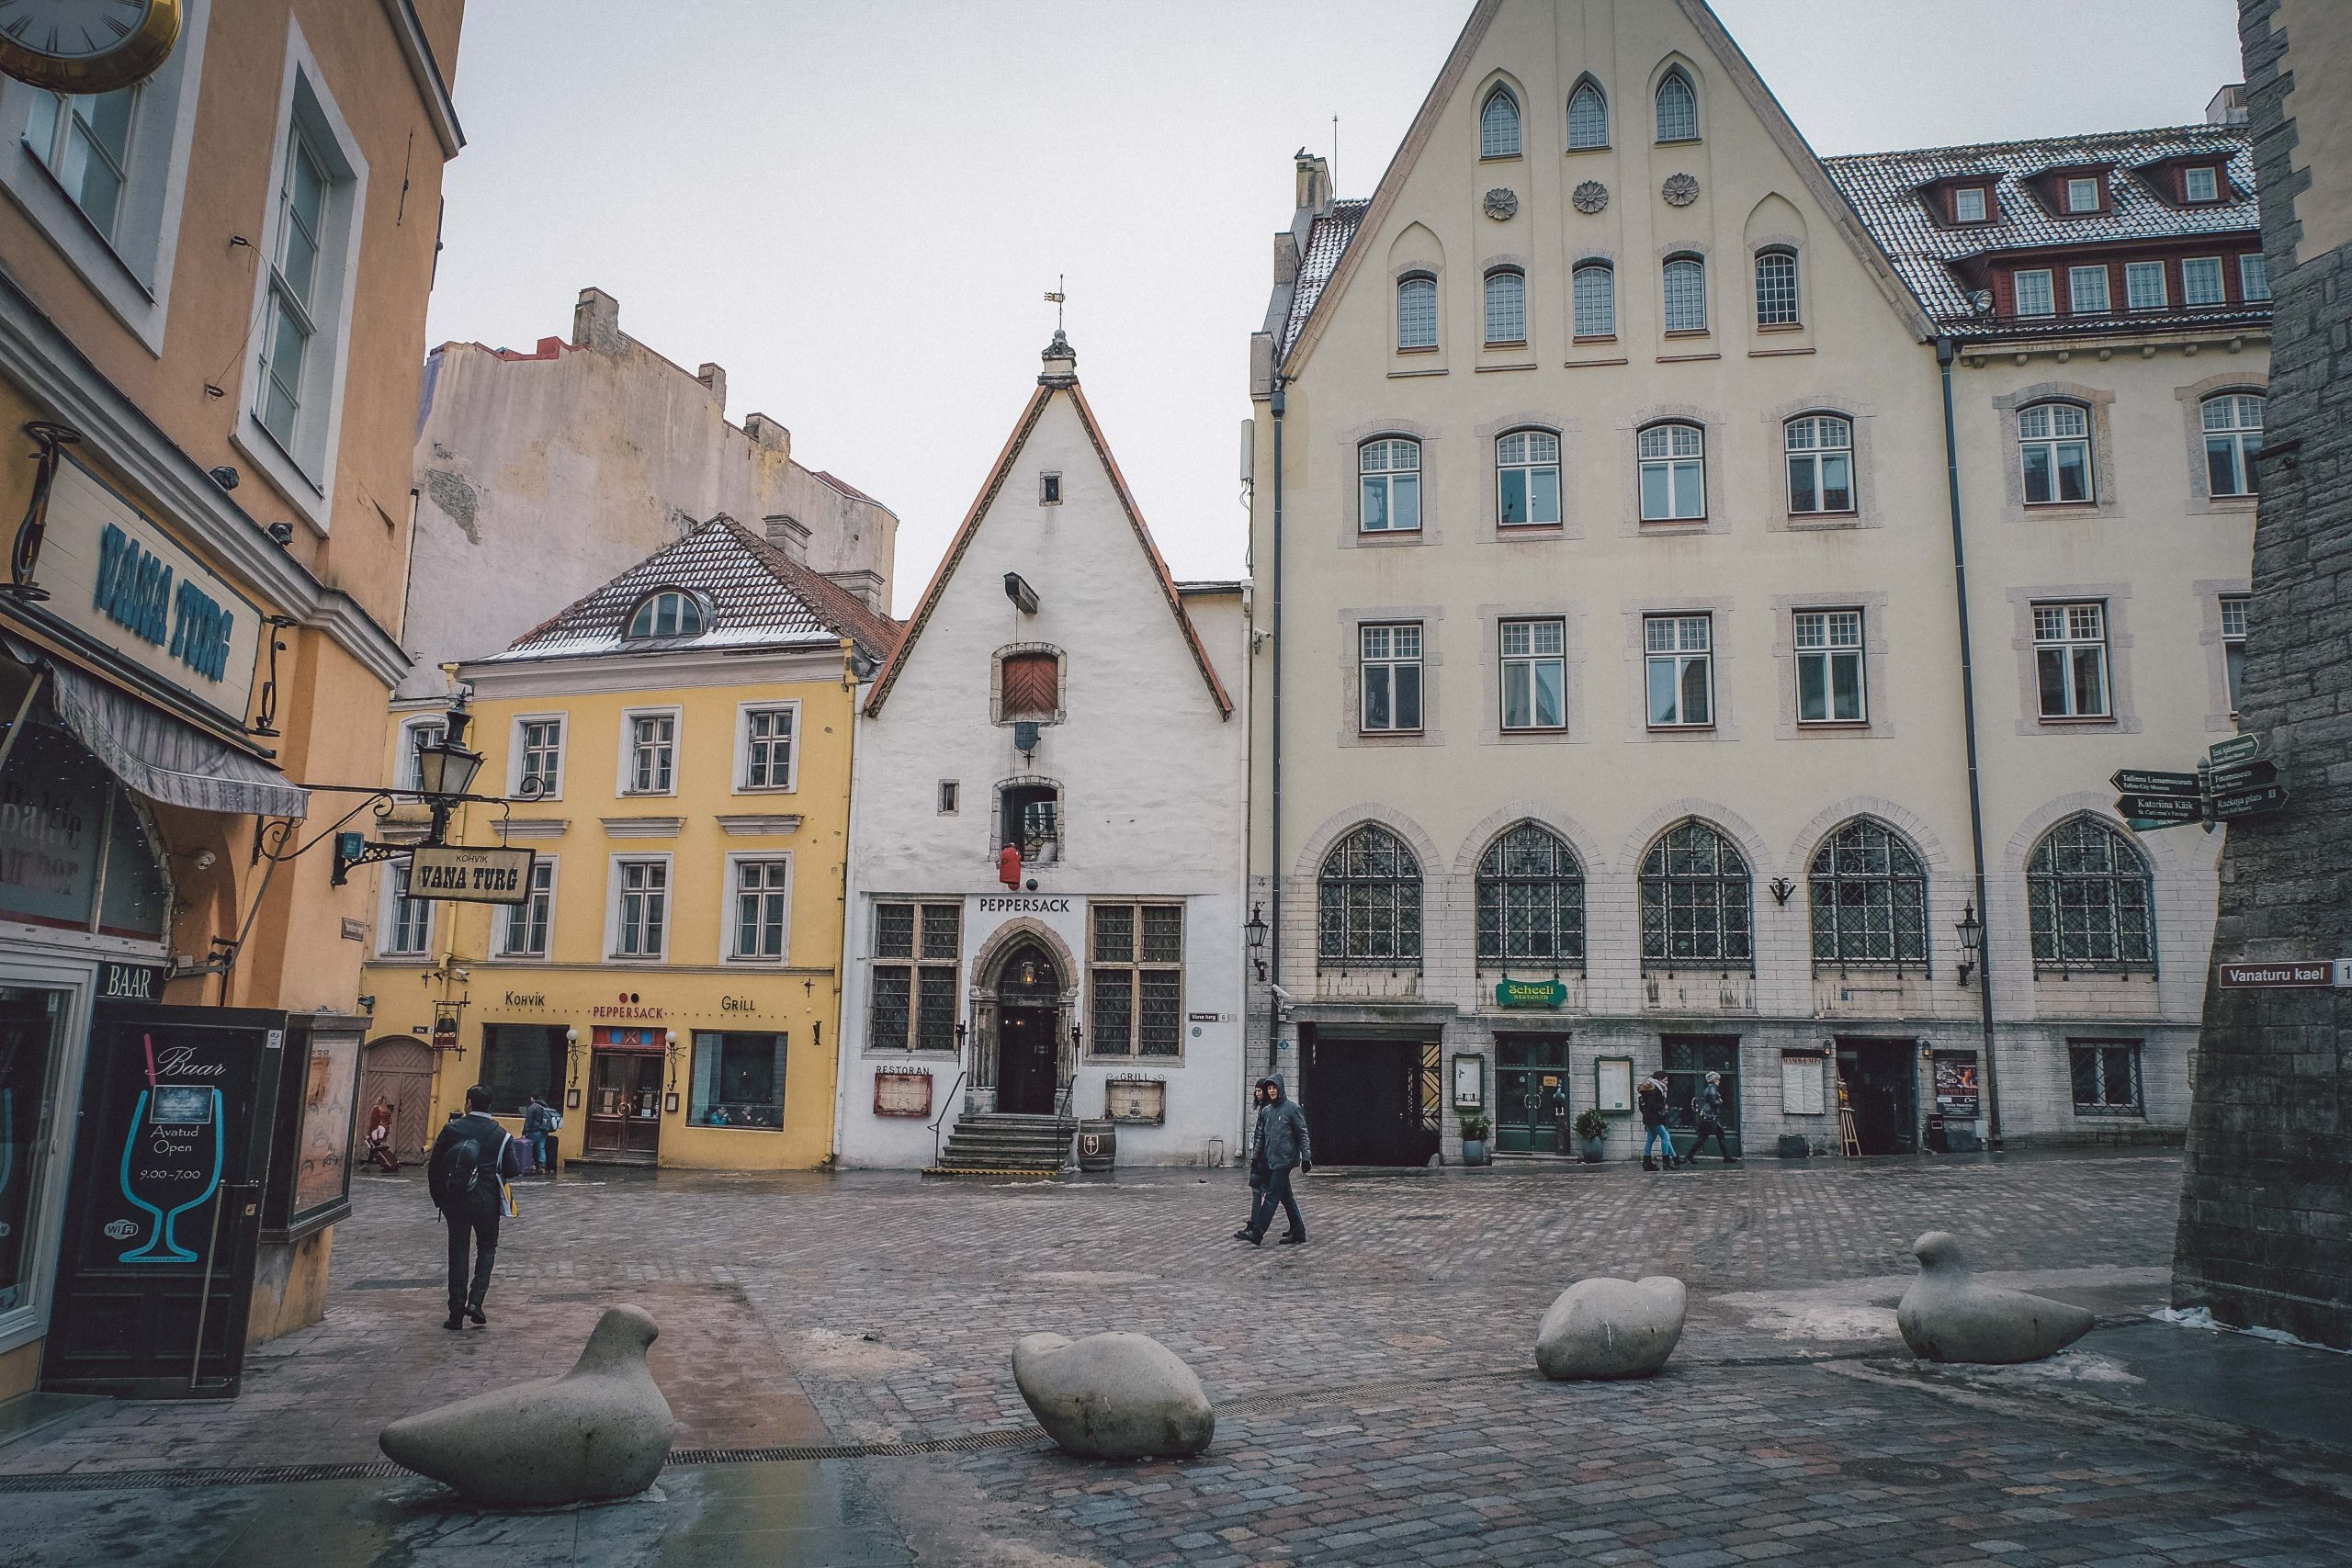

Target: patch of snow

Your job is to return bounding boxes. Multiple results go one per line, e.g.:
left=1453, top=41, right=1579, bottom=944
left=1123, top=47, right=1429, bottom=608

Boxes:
left=2151, top=1305, right=2350, bottom=1353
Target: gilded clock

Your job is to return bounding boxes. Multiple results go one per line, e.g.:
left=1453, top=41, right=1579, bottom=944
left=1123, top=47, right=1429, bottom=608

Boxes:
left=0, top=0, right=183, bottom=96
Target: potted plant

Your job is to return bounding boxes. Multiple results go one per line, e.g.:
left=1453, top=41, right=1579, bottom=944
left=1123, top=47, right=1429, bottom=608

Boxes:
left=1573, top=1108, right=1611, bottom=1164
left=1458, top=1113, right=1492, bottom=1166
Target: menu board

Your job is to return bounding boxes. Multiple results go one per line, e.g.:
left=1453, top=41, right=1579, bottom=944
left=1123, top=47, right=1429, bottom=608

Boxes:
left=1932, top=1051, right=1982, bottom=1119
left=292, top=1026, right=362, bottom=1218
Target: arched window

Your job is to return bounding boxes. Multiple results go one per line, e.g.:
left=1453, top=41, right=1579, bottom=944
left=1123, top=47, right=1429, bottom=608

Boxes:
left=1662, top=254, right=1707, bottom=333
left=1640, top=820, right=1751, bottom=967
left=1655, top=70, right=1698, bottom=142
left=1784, top=413, right=1853, bottom=513
left=1396, top=273, right=1438, bottom=351
left=2018, top=401, right=2092, bottom=505
left=1480, top=86, right=1521, bottom=158
left=1359, top=437, right=1422, bottom=534
left=1572, top=260, right=1615, bottom=337
left=1637, top=422, right=1705, bottom=521
left=1484, top=267, right=1526, bottom=344
left=2201, top=392, right=2264, bottom=497
left=2028, top=817, right=2154, bottom=970
left=625, top=588, right=706, bottom=640
left=1754, top=247, right=1799, bottom=326
left=1567, top=80, right=1609, bottom=149
left=1809, top=819, right=1928, bottom=966
left=1317, top=824, right=1422, bottom=964
left=1477, top=823, right=1585, bottom=965
left=1496, top=428, right=1560, bottom=526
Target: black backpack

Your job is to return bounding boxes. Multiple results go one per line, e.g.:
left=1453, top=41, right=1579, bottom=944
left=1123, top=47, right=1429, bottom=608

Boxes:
left=435, top=1135, right=482, bottom=1205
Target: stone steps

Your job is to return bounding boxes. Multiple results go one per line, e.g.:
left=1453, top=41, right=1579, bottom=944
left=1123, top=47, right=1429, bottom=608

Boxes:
left=926, top=1111, right=1070, bottom=1179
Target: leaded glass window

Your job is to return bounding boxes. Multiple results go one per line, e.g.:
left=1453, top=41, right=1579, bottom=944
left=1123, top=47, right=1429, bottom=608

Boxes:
left=1640, top=821, right=1751, bottom=968
left=1567, top=81, right=1608, bottom=149
left=1317, top=824, right=1421, bottom=966
left=1663, top=255, right=1707, bottom=333
left=1655, top=71, right=1697, bottom=142
left=1480, top=87, right=1521, bottom=158
left=2028, top=817, right=2154, bottom=970
left=1808, top=819, right=1927, bottom=966
left=1476, top=824, right=1584, bottom=965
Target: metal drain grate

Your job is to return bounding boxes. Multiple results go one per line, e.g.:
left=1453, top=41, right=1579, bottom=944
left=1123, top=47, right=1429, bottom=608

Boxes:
left=0, top=1461, right=409, bottom=1493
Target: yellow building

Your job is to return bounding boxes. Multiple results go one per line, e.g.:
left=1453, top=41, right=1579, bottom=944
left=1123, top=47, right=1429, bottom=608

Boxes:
left=0, top=2, right=464, bottom=1404
left=361, top=518, right=898, bottom=1170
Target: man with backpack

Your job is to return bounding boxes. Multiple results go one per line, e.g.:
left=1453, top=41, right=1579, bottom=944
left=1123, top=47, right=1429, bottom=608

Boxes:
left=427, top=1085, right=524, bottom=1330
left=1687, top=1071, right=1740, bottom=1165
left=1638, top=1071, right=1679, bottom=1171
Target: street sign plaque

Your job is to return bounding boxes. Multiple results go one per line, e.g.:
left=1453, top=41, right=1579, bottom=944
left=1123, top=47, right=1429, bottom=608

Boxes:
left=2209, top=734, right=2262, bottom=765
left=2208, top=759, right=2279, bottom=792
left=2115, top=794, right=2199, bottom=824
left=2211, top=784, right=2290, bottom=821
left=2218, top=961, right=2335, bottom=989
left=2109, top=769, right=2202, bottom=795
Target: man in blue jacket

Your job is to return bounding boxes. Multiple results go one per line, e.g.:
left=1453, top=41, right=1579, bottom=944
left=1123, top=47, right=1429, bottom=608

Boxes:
left=427, top=1085, right=522, bottom=1330
left=1237, top=1075, right=1312, bottom=1246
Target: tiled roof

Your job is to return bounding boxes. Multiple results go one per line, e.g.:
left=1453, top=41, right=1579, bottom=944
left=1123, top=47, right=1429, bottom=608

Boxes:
left=486, top=516, right=900, bottom=666
left=1826, top=125, right=2259, bottom=332
left=1280, top=199, right=1370, bottom=361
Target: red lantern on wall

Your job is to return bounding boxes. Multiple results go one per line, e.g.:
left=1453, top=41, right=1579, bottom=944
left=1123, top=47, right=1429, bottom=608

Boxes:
left=998, top=843, right=1022, bottom=889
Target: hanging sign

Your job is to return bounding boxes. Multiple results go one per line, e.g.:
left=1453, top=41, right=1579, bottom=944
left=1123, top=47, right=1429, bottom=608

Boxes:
left=407, top=844, right=536, bottom=905
left=1494, top=976, right=1568, bottom=1010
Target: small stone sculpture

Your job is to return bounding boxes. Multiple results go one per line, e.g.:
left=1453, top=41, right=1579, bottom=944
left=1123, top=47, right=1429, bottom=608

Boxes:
left=379, top=1305, right=675, bottom=1506
left=1662, top=172, right=1700, bottom=207
left=1011, top=1331, right=1215, bottom=1460
left=1571, top=179, right=1609, bottom=215
left=1896, top=1232, right=2095, bottom=1364
left=1533, top=1275, right=1687, bottom=1380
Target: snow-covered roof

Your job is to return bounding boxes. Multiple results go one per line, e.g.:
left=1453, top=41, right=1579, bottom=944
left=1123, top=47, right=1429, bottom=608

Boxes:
left=1279, top=199, right=1370, bottom=363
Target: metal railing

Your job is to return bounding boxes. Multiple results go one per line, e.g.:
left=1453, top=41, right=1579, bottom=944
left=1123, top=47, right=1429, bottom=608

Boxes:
left=927, top=1069, right=967, bottom=1167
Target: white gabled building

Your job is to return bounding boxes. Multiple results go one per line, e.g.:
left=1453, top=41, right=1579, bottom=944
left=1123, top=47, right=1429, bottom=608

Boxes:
left=834, top=334, right=1249, bottom=1171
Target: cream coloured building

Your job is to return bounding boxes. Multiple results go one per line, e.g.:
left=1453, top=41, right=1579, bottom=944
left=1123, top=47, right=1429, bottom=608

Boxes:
left=1243, top=0, right=2261, bottom=1162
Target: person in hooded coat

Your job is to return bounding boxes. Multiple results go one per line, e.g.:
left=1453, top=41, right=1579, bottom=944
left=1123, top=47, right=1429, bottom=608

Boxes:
left=1237, top=1074, right=1312, bottom=1246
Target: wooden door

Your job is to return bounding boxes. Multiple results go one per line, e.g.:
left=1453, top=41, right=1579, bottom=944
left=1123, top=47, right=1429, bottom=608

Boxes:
left=586, top=1052, right=662, bottom=1160
left=358, top=1037, right=435, bottom=1167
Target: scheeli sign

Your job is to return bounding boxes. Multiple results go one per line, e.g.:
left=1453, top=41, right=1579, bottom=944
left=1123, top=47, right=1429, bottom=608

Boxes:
left=2217, top=961, right=2352, bottom=990
left=407, top=845, right=536, bottom=905
left=1494, top=977, right=1568, bottom=1010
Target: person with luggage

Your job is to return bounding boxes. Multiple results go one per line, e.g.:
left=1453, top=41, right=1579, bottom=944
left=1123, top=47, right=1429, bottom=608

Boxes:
left=426, top=1086, right=526, bottom=1330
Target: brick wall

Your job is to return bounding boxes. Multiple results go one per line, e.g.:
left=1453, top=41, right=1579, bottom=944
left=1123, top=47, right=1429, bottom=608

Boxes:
left=2171, top=0, right=2352, bottom=1349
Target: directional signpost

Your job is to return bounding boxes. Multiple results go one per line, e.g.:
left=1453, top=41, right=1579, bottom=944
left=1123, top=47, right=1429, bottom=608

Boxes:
left=2110, top=737, right=2290, bottom=835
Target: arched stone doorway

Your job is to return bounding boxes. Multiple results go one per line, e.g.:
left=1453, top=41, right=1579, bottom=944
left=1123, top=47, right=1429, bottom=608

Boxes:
left=968, top=921, right=1079, bottom=1116
left=358, top=1035, right=435, bottom=1167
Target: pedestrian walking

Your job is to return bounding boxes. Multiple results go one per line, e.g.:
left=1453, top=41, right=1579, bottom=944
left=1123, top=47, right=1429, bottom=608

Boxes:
left=522, top=1092, right=556, bottom=1173
left=427, top=1085, right=525, bottom=1330
left=1637, top=1071, right=1679, bottom=1170
left=1686, top=1071, right=1739, bottom=1164
left=1236, top=1075, right=1311, bottom=1246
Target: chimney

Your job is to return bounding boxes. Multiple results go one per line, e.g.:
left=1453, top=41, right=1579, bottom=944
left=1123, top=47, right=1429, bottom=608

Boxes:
left=572, top=287, right=623, bottom=355
left=1294, top=152, right=1333, bottom=218
left=824, top=568, right=886, bottom=615
left=742, top=412, right=789, bottom=454
left=1039, top=329, right=1077, bottom=388
left=696, top=362, right=726, bottom=412
left=2207, top=84, right=2249, bottom=126
left=764, top=514, right=809, bottom=563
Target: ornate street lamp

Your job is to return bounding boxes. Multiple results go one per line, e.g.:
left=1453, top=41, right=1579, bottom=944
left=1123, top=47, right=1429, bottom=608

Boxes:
left=1246, top=902, right=1269, bottom=982
left=413, top=694, right=484, bottom=844
left=1955, top=901, right=1984, bottom=986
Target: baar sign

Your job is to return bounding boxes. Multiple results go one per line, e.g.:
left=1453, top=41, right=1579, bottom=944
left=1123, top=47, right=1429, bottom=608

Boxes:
left=407, top=845, right=536, bottom=905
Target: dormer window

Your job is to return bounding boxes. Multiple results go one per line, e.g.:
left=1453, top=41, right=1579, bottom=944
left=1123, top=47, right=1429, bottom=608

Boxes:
left=2184, top=165, right=2219, bottom=203
left=2064, top=177, right=2101, bottom=214
left=625, top=589, right=707, bottom=640
left=1952, top=186, right=1987, bottom=223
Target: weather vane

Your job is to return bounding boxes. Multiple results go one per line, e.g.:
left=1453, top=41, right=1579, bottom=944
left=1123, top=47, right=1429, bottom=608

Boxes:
left=1044, top=275, right=1066, bottom=332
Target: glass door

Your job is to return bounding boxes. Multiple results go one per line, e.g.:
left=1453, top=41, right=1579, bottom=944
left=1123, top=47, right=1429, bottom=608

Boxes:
left=1496, top=1035, right=1571, bottom=1153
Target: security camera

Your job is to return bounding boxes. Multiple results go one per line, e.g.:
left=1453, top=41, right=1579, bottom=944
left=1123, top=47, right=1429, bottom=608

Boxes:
left=450, top=966, right=469, bottom=982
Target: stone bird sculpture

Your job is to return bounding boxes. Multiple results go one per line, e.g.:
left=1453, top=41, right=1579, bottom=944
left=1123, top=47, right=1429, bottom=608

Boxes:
left=1897, top=1231, right=2095, bottom=1365
left=380, top=1304, right=675, bottom=1506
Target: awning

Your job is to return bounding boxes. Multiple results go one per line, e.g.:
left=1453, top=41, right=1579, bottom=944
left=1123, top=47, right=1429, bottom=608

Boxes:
left=6, top=636, right=309, bottom=818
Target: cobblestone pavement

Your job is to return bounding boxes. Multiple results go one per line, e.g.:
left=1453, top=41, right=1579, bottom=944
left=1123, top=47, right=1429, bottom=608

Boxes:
left=8, top=1150, right=2352, bottom=1566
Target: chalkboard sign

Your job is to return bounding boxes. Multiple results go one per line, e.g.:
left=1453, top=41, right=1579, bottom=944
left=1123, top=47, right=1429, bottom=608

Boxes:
left=41, top=1003, right=285, bottom=1400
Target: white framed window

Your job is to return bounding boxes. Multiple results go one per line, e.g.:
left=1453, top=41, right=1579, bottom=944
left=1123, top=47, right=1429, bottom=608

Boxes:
left=2184, top=165, right=2219, bottom=202
left=232, top=26, right=368, bottom=531
left=2064, top=176, right=2100, bottom=212
left=2018, top=402, right=2092, bottom=505
left=1359, top=622, right=1424, bottom=733
left=1396, top=274, right=1437, bottom=350
left=512, top=716, right=564, bottom=800
left=379, top=862, right=432, bottom=958
left=870, top=900, right=962, bottom=1053
left=1479, top=86, right=1521, bottom=158
left=1662, top=255, right=1707, bottom=333
left=2033, top=602, right=2111, bottom=719
left=2013, top=269, right=2054, bottom=317
left=1496, top=429, right=1560, bottom=526
left=1566, top=81, right=1608, bottom=149
left=2240, top=252, right=2271, bottom=301
left=1753, top=249, right=1799, bottom=326
left=1951, top=186, right=1987, bottom=223
left=619, top=708, right=679, bottom=795
left=1499, top=617, right=1566, bottom=731
left=1638, top=423, right=1705, bottom=521
left=499, top=856, right=557, bottom=959
left=1645, top=614, right=1713, bottom=728
left=398, top=718, right=446, bottom=793
left=1784, top=414, right=1853, bottom=514
left=1795, top=609, right=1867, bottom=724
left=1655, top=70, right=1697, bottom=142
left=737, top=702, right=799, bottom=792
left=2221, top=595, right=2248, bottom=713
left=23, top=86, right=135, bottom=240
left=2182, top=255, right=2226, bottom=306
left=1484, top=268, right=1526, bottom=344
left=2068, top=265, right=2111, bottom=315
left=726, top=855, right=792, bottom=962
left=608, top=856, right=672, bottom=961
left=1089, top=902, right=1184, bottom=1057
left=2203, top=393, right=2264, bottom=498
left=625, top=589, right=706, bottom=640
left=2125, top=260, right=2167, bottom=310
left=1359, top=438, right=1421, bottom=534
left=1571, top=261, right=1614, bottom=337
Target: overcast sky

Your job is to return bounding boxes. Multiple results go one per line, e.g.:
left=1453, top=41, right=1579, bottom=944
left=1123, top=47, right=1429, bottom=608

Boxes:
left=425, top=1, right=2244, bottom=608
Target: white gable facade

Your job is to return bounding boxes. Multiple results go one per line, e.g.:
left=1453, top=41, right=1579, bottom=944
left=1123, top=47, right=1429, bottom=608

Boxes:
left=836, top=339, right=1248, bottom=1169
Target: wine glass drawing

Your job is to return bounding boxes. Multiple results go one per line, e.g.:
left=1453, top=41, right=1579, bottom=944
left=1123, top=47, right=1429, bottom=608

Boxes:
left=116, top=1085, right=223, bottom=1265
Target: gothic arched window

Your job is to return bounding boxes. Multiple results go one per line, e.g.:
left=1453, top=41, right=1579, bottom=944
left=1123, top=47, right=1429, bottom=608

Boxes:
left=2028, top=816, right=2154, bottom=969
left=1640, top=820, right=1751, bottom=966
left=1317, top=824, right=1422, bottom=965
left=1476, top=823, right=1585, bottom=965
left=1809, top=818, right=1928, bottom=965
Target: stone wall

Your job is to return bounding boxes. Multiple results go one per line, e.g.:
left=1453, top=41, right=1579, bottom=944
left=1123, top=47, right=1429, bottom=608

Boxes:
left=2171, top=0, right=2352, bottom=1349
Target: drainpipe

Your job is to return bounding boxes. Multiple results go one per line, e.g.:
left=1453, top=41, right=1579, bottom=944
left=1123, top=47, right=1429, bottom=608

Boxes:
left=1937, top=334, right=2002, bottom=1148
left=1266, top=380, right=1286, bottom=1099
